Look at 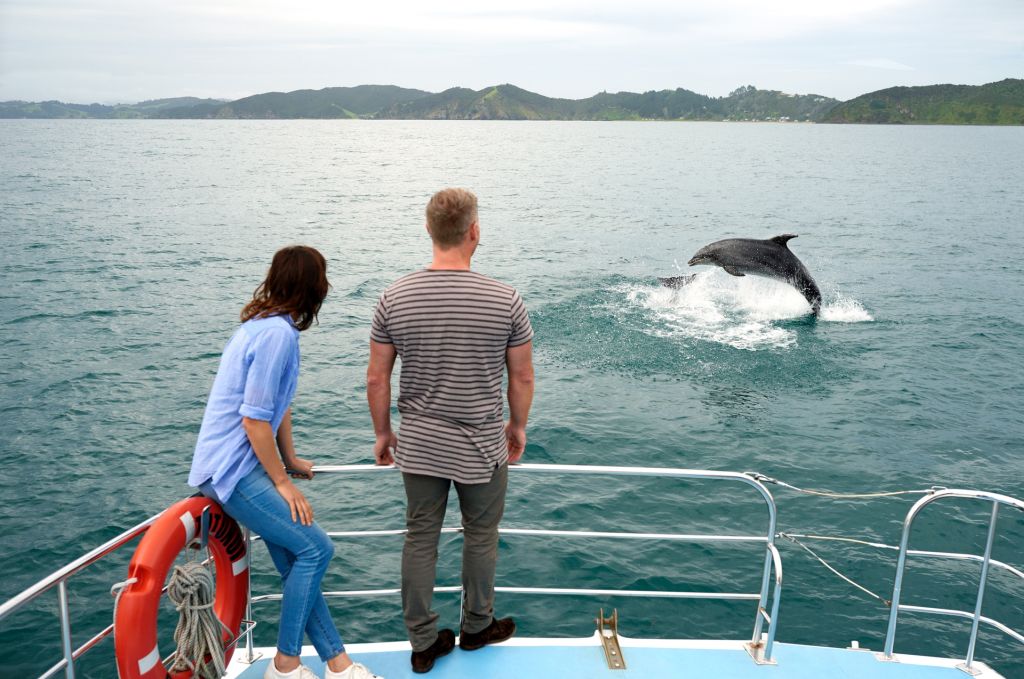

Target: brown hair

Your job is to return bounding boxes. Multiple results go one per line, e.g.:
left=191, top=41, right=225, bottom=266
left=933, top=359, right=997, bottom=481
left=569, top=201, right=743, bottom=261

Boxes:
left=425, top=188, right=478, bottom=247
left=241, top=245, right=329, bottom=331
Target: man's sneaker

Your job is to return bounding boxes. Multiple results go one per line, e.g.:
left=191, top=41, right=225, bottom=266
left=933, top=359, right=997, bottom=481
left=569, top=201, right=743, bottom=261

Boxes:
left=411, top=629, right=456, bottom=674
left=263, top=661, right=319, bottom=679
left=458, top=617, right=516, bottom=651
left=327, top=661, right=384, bottom=679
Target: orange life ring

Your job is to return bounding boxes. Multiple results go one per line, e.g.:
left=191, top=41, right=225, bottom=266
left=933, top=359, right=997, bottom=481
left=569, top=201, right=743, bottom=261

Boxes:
left=114, top=496, right=249, bottom=679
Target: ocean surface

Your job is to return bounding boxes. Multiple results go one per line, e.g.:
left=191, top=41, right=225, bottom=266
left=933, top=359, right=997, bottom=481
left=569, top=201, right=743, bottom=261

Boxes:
left=1, top=120, right=1022, bottom=677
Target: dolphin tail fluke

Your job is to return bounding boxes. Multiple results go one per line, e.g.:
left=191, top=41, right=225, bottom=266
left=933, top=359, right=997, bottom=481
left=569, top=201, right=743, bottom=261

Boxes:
left=658, top=274, right=697, bottom=289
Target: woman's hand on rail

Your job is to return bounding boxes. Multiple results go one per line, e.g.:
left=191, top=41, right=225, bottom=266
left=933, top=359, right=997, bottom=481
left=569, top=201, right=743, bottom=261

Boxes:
left=286, top=456, right=315, bottom=480
left=275, top=479, right=314, bottom=525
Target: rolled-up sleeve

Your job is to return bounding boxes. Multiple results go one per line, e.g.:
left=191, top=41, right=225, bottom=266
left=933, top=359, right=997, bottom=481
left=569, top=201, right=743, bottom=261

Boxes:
left=240, top=327, right=296, bottom=421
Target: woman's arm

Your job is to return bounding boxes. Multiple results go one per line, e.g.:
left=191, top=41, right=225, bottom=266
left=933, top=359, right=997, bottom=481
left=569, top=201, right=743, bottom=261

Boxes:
left=275, top=408, right=314, bottom=479
left=243, top=416, right=314, bottom=525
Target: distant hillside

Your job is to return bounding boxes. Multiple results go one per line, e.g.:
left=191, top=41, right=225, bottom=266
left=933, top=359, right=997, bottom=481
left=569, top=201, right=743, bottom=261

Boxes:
left=722, top=86, right=837, bottom=121
left=0, top=84, right=838, bottom=122
left=4, top=79, right=1022, bottom=123
left=0, top=97, right=223, bottom=119
left=378, top=84, right=580, bottom=120
left=377, top=84, right=836, bottom=121
left=824, top=78, right=1024, bottom=125
left=159, top=85, right=432, bottom=119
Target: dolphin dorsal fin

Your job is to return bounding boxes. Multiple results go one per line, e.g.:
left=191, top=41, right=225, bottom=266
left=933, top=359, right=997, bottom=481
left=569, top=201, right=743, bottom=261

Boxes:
left=770, top=234, right=798, bottom=247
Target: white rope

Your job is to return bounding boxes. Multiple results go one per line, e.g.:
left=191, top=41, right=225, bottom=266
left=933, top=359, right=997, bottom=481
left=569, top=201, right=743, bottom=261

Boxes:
left=110, top=577, right=138, bottom=679
left=781, top=533, right=899, bottom=551
left=167, top=560, right=230, bottom=679
left=747, top=472, right=944, bottom=499
left=778, top=532, right=891, bottom=607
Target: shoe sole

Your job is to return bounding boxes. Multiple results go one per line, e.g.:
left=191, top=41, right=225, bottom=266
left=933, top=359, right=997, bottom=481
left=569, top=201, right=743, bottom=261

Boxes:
left=458, top=623, right=516, bottom=651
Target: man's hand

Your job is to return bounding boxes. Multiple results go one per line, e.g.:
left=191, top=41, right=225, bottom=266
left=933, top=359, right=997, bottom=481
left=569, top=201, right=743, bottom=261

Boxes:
left=275, top=479, right=314, bottom=525
left=505, top=423, right=526, bottom=463
left=285, top=456, right=315, bottom=480
left=374, top=431, right=397, bottom=465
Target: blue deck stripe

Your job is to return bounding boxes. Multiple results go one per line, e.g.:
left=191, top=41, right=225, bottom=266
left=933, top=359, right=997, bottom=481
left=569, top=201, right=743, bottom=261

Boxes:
left=232, top=642, right=974, bottom=678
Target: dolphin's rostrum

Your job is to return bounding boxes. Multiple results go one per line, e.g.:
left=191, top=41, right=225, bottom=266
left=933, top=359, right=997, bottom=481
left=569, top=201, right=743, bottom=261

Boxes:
left=661, top=234, right=822, bottom=314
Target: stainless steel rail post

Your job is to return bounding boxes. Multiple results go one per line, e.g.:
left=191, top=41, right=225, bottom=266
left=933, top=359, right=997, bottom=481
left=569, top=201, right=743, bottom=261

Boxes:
left=243, top=527, right=258, bottom=664
left=962, top=502, right=999, bottom=674
left=57, top=581, right=75, bottom=679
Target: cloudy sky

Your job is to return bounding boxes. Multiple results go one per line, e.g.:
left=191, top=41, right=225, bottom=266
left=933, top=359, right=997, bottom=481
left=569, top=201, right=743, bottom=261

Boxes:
left=1, top=0, right=1021, bottom=104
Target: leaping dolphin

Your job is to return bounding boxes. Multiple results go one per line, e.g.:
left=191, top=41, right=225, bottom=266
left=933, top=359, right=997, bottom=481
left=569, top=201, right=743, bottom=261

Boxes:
left=661, top=234, right=822, bottom=314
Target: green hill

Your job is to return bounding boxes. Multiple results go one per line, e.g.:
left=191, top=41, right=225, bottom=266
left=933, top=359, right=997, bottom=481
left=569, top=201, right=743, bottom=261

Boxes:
left=0, top=84, right=840, bottom=121
left=575, top=88, right=722, bottom=120
left=378, top=84, right=580, bottom=119
left=722, top=86, right=837, bottom=121
left=376, top=84, right=835, bottom=121
left=0, top=97, right=223, bottom=119
left=159, top=85, right=431, bottom=119
left=823, top=78, right=1024, bottom=125
left=4, top=80, right=1022, bottom=123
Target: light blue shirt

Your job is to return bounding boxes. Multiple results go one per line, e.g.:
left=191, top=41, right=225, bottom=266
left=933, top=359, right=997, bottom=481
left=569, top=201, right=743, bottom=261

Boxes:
left=189, top=315, right=300, bottom=502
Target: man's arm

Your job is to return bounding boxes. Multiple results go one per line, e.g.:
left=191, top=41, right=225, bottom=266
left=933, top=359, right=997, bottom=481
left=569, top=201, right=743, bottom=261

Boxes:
left=367, top=340, right=398, bottom=465
left=505, top=341, right=535, bottom=463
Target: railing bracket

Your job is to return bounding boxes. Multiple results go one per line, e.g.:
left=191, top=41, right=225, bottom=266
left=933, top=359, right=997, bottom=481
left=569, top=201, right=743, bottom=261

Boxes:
left=744, top=633, right=778, bottom=665
left=596, top=608, right=626, bottom=670
left=956, top=662, right=983, bottom=676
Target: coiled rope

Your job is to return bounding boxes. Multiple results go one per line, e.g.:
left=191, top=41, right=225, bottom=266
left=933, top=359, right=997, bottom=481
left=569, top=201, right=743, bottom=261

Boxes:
left=166, top=560, right=230, bottom=679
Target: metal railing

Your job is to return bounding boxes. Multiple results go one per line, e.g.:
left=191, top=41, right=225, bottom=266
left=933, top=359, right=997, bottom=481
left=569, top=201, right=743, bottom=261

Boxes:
left=0, top=463, right=782, bottom=677
left=883, top=489, right=1024, bottom=674
left=243, top=463, right=784, bottom=664
left=0, top=514, right=160, bottom=679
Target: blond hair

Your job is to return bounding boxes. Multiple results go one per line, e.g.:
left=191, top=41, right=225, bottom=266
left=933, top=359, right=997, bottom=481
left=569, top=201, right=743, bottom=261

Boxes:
left=425, top=188, right=478, bottom=248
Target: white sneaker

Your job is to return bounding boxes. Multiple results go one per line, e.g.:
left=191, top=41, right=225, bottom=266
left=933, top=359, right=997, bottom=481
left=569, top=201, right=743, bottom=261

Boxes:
left=326, top=662, right=384, bottom=679
left=263, top=661, right=320, bottom=679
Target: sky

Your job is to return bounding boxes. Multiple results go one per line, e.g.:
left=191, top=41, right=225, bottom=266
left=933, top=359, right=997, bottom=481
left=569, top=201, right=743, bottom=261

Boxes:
left=0, top=0, right=1021, bottom=104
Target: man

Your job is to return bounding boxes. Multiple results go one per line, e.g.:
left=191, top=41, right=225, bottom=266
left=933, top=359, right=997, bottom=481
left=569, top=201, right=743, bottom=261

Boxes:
left=366, top=187, right=535, bottom=674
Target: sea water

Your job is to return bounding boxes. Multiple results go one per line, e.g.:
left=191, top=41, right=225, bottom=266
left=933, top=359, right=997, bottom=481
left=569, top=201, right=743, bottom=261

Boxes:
left=1, top=120, right=1022, bottom=676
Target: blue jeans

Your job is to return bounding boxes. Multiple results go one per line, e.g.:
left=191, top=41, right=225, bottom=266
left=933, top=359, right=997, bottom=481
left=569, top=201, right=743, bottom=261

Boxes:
left=200, top=467, right=345, bottom=660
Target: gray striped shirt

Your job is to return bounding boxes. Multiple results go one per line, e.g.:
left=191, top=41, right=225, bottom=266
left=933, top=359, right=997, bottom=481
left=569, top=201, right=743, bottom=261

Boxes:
left=371, top=270, right=534, bottom=483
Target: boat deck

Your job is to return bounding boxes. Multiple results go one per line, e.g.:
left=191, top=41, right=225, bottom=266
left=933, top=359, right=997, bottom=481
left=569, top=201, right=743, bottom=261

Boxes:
left=225, top=635, right=1000, bottom=678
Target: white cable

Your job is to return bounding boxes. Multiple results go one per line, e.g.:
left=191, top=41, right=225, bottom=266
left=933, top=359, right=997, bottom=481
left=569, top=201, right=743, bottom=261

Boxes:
left=747, top=472, right=944, bottom=499
left=778, top=532, right=891, bottom=607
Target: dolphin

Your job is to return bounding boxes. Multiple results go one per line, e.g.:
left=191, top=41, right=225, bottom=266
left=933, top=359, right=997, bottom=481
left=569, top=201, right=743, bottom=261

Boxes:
left=668, top=234, right=822, bottom=314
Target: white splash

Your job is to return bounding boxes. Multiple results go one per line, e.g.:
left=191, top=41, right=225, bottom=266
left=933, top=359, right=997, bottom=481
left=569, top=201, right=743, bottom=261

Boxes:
left=623, top=270, right=871, bottom=351
left=819, top=295, right=874, bottom=322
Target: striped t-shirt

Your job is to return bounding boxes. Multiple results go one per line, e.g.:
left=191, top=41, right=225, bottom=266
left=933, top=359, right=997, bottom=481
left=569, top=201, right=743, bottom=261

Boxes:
left=371, top=269, right=534, bottom=484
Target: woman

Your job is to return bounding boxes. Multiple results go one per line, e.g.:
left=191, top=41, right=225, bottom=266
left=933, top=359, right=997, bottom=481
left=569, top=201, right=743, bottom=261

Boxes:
left=189, top=246, right=382, bottom=679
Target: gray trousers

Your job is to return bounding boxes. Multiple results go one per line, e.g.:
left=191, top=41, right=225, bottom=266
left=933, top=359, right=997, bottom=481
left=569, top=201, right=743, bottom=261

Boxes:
left=401, top=464, right=508, bottom=651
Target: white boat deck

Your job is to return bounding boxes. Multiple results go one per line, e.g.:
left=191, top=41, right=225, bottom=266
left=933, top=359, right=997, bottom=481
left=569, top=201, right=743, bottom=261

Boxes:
left=225, top=635, right=1002, bottom=678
